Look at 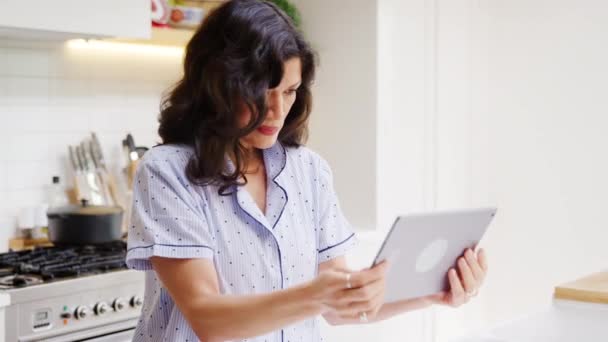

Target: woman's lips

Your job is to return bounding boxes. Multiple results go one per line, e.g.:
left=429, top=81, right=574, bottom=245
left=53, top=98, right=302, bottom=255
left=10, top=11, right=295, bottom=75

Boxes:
left=257, top=126, right=278, bottom=136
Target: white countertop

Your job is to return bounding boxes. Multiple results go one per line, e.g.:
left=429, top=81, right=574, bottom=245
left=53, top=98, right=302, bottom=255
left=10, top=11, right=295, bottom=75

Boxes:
left=0, top=293, right=10, bottom=308
left=454, top=299, right=608, bottom=342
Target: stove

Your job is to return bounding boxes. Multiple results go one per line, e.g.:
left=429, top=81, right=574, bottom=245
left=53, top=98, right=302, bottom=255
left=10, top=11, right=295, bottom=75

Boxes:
left=0, top=242, right=144, bottom=342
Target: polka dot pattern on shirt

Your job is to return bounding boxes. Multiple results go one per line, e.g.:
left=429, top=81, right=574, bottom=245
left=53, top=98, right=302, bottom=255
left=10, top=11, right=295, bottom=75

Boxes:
left=126, top=142, right=357, bottom=342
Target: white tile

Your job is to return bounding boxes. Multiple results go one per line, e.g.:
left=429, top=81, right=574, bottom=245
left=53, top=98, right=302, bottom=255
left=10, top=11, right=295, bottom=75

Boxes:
left=124, top=82, right=166, bottom=107
left=85, top=50, right=183, bottom=82
left=123, top=101, right=161, bottom=121
left=0, top=162, right=7, bottom=191
left=129, top=127, right=161, bottom=148
left=0, top=47, right=50, bottom=77
left=1, top=188, right=47, bottom=218
left=46, top=133, right=90, bottom=166
left=46, top=106, right=91, bottom=132
left=5, top=160, right=66, bottom=191
left=86, top=53, right=133, bottom=81
left=48, top=45, right=93, bottom=79
left=0, top=105, right=51, bottom=132
left=1, top=133, right=52, bottom=162
left=89, top=80, right=128, bottom=106
left=49, top=79, right=92, bottom=106
left=0, top=49, right=185, bottom=249
left=0, top=77, right=49, bottom=105
left=88, top=107, right=154, bottom=133
left=0, top=216, right=18, bottom=253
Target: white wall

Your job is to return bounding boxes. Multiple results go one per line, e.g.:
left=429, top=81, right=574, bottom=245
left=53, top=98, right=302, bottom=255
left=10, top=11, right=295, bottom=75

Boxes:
left=0, top=39, right=182, bottom=250
left=295, top=0, right=378, bottom=231
left=474, top=0, right=608, bottom=324
left=319, top=0, right=608, bottom=341
left=297, top=0, right=433, bottom=340
left=377, top=0, right=435, bottom=231
left=430, top=0, right=608, bottom=340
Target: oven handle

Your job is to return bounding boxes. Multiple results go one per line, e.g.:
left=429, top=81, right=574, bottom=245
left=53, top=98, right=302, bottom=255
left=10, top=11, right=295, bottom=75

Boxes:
left=30, top=319, right=137, bottom=342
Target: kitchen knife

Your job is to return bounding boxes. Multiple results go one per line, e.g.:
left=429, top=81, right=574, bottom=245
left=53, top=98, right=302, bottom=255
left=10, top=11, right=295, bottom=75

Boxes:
left=90, top=132, right=119, bottom=206
left=71, top=145, right=91, bottom=203
left=125, top=134, right=138, bottom=161
left=78, top=142, right=104, bottom=205
left=68, top=146, right=83, bottom=202
left=87, top=138, right=114, bottom=206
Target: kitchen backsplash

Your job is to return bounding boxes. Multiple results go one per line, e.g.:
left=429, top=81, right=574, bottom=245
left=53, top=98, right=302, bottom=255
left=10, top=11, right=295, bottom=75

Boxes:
left=0, top=39, right=184, bottom=250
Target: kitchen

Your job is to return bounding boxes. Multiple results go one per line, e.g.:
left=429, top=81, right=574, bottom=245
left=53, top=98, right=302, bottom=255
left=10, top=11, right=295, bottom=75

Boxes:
left=1, top=0, right=608, bottom=341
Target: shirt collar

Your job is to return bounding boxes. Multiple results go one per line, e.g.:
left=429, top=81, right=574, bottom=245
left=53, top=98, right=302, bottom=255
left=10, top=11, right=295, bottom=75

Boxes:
left=262, top=141, right=287, bottom=181
left=223, top=141, right=287, bottom=181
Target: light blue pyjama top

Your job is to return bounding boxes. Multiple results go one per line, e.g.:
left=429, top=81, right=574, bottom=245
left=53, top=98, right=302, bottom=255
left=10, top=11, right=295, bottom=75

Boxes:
left=126, top=142, right=357, bottom=342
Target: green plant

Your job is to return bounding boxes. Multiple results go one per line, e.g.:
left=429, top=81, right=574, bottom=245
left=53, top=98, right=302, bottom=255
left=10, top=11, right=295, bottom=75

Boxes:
left=267, top=0, right=301, bottom=27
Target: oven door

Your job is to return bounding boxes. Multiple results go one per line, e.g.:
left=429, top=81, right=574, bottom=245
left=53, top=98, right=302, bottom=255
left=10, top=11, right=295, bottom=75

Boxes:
left=35, top=319, right=136, bottom=342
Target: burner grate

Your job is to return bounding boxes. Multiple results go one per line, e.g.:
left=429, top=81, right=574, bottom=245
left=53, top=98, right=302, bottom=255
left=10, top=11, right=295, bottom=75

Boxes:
left=0, top=241, right=127, bottom=287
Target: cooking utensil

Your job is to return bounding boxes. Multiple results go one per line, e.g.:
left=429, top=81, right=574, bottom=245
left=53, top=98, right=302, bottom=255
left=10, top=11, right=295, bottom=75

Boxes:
left=78, top=142, right=105, bottom=205
left=47, top=199, right=124, bottom=245
left=69, top=145, right=91, bottom=204
left=91, top=132, right=120, bottom=206
left=125, top=134, right=138, bottom=161
left=135, top=146, right=149, bottom=159
left=123, top=134, right=141, bottom=190
left=86, top=137, right=114, bottom=206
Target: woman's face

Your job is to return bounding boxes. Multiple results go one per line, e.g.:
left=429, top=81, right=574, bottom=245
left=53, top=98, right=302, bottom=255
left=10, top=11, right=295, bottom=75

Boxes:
left=238, top=57, right=302, bottom=151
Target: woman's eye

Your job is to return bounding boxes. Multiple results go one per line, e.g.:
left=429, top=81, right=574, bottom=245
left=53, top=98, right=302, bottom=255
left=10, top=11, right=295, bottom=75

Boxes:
left=284, top=89, right=297, bottom=96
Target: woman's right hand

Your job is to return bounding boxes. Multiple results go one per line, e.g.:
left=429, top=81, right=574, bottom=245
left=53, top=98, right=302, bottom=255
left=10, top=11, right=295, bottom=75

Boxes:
left=307, top=261, right=389, bottom=322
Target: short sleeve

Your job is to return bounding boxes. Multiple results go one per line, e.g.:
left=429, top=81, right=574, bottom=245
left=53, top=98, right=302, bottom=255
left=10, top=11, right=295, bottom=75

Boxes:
left=316, top=156, right=358, bottom=263
left=126, top=158, right=215, bottom=270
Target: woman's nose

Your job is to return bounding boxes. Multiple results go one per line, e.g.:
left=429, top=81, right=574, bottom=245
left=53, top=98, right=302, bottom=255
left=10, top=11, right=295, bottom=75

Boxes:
left=267, top=91, right=285, bottom=119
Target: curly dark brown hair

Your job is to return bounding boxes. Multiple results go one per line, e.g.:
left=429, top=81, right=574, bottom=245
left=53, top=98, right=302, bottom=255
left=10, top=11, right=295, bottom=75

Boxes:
left=158, top=0, right=316, bottom=195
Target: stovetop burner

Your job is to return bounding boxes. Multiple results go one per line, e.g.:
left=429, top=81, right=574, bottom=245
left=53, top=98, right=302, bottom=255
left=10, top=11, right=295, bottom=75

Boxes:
left=0, top=241, right=127, bottom=288
left=0, top=274, right=44, bottom=287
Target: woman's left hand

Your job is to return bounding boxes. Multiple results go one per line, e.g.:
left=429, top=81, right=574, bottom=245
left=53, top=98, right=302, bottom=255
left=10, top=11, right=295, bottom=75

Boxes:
left=424, top=248, right=488, bottom=308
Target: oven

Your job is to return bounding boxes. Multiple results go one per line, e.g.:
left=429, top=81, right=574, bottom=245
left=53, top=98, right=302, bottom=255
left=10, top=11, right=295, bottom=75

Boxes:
left=37, top=319, right=136, bottom=342
left=0, top=243, right=145, bottom=342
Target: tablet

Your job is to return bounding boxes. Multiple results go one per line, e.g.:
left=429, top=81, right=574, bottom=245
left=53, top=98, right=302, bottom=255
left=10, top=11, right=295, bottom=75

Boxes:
left=372, top=207, right=497, bottom=302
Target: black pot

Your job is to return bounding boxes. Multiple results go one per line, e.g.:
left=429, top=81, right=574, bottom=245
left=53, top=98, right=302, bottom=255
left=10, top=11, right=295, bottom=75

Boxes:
left=47, top=199, right=124, bottom=245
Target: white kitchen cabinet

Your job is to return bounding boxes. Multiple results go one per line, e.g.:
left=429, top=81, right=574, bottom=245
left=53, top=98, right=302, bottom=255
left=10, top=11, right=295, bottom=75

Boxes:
left=0, top=293, right=9, bottom=342
left=0, top=0, right=150, bottom=41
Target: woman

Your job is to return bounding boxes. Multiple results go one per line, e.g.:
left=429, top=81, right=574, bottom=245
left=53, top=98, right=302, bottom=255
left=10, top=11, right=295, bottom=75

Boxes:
left=126, top=1, right=488, bottom=341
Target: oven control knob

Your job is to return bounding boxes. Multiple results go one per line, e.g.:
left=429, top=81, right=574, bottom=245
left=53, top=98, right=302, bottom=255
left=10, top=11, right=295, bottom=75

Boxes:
left=113, top=298, right=127, bottom=312
left=130, top=296, right=143, bottom=308
left=75, top=306, right=89, bottom=320
left=94, top=302, right=109, bottom=316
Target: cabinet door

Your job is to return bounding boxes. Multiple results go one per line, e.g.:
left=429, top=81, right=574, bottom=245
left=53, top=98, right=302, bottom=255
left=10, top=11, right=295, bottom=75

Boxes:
left=0, top=0, right=150, bottom=40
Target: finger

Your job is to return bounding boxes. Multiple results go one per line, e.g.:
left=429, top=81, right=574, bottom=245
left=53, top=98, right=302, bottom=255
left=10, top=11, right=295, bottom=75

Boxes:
left=339, top=297, right=378, bottom=316
left=464, top=249, right=485, bottom=283
left=337, top=311, right=370, bottom=322
left=448, top=268, right=466, bottom=306
left=337, top=290, right=385, bottom=317
left=349, top=261, right=388, bottom=288
left=323, top=270, right=356, bottom=291
left=334, top=278, right=384, bottom=305
left=477, top=248, right=489, bottom=272
left=457, top=257, right=478, bottom=293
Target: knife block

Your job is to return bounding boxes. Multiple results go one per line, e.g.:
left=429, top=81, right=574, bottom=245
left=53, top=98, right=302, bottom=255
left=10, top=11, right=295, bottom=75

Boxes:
left=127, top=160, right=140, bottom=190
